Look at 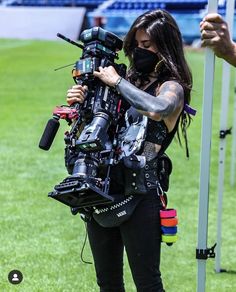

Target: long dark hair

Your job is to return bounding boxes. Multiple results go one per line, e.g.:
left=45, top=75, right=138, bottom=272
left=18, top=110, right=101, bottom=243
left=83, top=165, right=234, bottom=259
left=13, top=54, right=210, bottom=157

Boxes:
left=123, top=9, right=193, bottom=144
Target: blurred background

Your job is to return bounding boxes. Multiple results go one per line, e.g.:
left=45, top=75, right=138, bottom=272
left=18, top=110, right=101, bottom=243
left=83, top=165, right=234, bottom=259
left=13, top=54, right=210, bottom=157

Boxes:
left=0, top=0, right=235, bottom=44
left=1, top=1, right=236, bottom=292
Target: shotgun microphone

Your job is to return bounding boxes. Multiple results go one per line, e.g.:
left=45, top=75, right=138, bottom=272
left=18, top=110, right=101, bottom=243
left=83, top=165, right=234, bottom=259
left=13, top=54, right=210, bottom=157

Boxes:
left=39, top=117, right=60, bottom=151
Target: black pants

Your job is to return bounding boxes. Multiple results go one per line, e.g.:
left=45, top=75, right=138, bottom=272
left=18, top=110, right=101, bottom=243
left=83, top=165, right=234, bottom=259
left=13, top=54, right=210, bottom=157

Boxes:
left=87, top=193, right=165, bottom=292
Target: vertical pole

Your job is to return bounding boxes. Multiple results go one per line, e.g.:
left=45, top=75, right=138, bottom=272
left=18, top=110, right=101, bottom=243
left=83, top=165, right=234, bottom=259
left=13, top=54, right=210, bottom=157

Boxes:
left=215, top=0, right=235, bottom=273
left=230, top=73, right=236, bottom=186
left=197, top=0, right=218, bottom=291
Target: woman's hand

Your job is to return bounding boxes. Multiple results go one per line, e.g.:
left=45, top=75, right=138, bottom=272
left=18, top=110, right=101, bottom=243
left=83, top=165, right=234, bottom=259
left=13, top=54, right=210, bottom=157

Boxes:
left=93, top=66, right=121, bottom=87
left=66, top=84, right=88, bottom=106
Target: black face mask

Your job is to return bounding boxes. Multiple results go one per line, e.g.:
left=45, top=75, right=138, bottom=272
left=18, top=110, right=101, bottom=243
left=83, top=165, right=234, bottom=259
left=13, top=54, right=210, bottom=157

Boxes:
left=133, top=47, right=159, bottom=74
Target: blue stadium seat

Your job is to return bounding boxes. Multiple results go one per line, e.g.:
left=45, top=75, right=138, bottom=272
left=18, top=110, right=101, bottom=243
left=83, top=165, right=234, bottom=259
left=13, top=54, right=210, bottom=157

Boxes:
left=7, top=0, right=106, bottom=8
left=6, top=0, right=235, bottom=43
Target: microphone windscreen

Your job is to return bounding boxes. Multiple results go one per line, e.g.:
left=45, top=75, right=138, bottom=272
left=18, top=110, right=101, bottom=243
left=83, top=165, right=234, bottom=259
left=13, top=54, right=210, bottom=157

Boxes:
left=39, top=118, right=60, bottom=151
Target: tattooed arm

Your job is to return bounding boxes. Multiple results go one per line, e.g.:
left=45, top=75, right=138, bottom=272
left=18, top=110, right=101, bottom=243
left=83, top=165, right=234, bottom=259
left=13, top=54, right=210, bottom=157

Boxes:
left=116, top=78, right=184, bottom=121
left=93, top=65, right=184, bottom=122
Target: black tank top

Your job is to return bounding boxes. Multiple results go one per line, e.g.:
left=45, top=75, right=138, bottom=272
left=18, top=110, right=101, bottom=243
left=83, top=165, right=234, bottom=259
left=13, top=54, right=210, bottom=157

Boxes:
left=144, top=80, right=180, bottom=156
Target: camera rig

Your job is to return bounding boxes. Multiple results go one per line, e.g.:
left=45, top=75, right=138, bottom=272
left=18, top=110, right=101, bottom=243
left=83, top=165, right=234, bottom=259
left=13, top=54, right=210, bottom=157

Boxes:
left=39, top=27, right=127, bottom=211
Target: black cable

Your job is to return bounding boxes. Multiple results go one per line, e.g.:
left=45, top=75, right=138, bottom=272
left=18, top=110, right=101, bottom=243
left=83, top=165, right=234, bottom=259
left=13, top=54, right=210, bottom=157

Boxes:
left=80, top=222, right=93, bottom=265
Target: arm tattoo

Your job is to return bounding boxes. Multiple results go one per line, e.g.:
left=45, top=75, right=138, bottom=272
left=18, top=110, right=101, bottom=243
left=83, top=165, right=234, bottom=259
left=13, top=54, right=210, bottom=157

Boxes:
left=116, top=79, right=184, bottom=117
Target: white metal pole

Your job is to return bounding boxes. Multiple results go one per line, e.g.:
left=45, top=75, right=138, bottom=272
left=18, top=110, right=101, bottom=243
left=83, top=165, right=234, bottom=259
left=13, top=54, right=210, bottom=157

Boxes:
left=215, top=0, right=235, bottom=273
left=230, top=72, right=236, bottom=186
left=196, top=0, right=218, bottom=291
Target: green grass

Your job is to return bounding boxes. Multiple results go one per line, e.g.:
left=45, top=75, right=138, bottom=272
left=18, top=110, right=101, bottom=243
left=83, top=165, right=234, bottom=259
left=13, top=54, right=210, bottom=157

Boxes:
left=0, top=39, right=236, bottom=291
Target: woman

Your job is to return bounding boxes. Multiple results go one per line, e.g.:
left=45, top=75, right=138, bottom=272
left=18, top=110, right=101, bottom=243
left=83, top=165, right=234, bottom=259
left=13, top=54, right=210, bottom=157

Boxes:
left=67, top=9, right=192, bottom=292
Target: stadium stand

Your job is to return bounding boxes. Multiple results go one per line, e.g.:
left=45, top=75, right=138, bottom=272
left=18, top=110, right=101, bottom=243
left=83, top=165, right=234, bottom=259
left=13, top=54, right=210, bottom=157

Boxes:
left=87, top=0, right=210, bottom=43
left=86, top=0, right=232, bottom=43
left=3, top=0, right=104, bottom=9
left=1, top=0, right=234, bottom=43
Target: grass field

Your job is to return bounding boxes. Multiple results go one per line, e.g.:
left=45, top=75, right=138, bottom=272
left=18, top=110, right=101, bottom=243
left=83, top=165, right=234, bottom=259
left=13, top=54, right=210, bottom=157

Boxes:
left=0, top=38, right=236, bottom=292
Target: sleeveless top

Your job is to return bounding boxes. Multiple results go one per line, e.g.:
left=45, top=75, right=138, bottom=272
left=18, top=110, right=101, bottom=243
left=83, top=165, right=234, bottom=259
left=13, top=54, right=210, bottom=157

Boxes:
left=138, top=79, right=180, bottom=159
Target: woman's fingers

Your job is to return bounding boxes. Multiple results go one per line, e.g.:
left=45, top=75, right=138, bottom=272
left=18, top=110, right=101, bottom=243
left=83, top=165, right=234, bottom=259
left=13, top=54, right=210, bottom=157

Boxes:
left=66, top=84, right=87, bottom=105
left=66, top=97, right=84, bottom=106
left=93, top=66, right=120, bottom=87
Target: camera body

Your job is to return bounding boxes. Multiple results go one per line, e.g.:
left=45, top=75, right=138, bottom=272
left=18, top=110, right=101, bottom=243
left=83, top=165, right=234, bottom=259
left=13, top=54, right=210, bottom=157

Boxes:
left=39, top=27, right=127, bottom=211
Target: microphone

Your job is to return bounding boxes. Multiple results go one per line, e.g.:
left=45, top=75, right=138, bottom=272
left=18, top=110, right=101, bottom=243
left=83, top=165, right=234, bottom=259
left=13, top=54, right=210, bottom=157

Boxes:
left=39, top=117, right=60, bottom=151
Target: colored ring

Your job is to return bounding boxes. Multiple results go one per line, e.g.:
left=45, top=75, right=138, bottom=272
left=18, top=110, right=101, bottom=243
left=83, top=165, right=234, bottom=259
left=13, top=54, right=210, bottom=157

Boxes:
left=161, top=217, right=178, bottom=227
left=160, top=208, right=177, bottom=218
left=161, top=226, right=177, bottom=234
left=162, top=234, right=178, bottom=243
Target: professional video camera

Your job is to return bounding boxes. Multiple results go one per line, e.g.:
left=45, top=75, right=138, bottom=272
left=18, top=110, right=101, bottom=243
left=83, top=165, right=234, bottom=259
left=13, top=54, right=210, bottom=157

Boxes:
left=39, top=27, right=127, bottom=212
